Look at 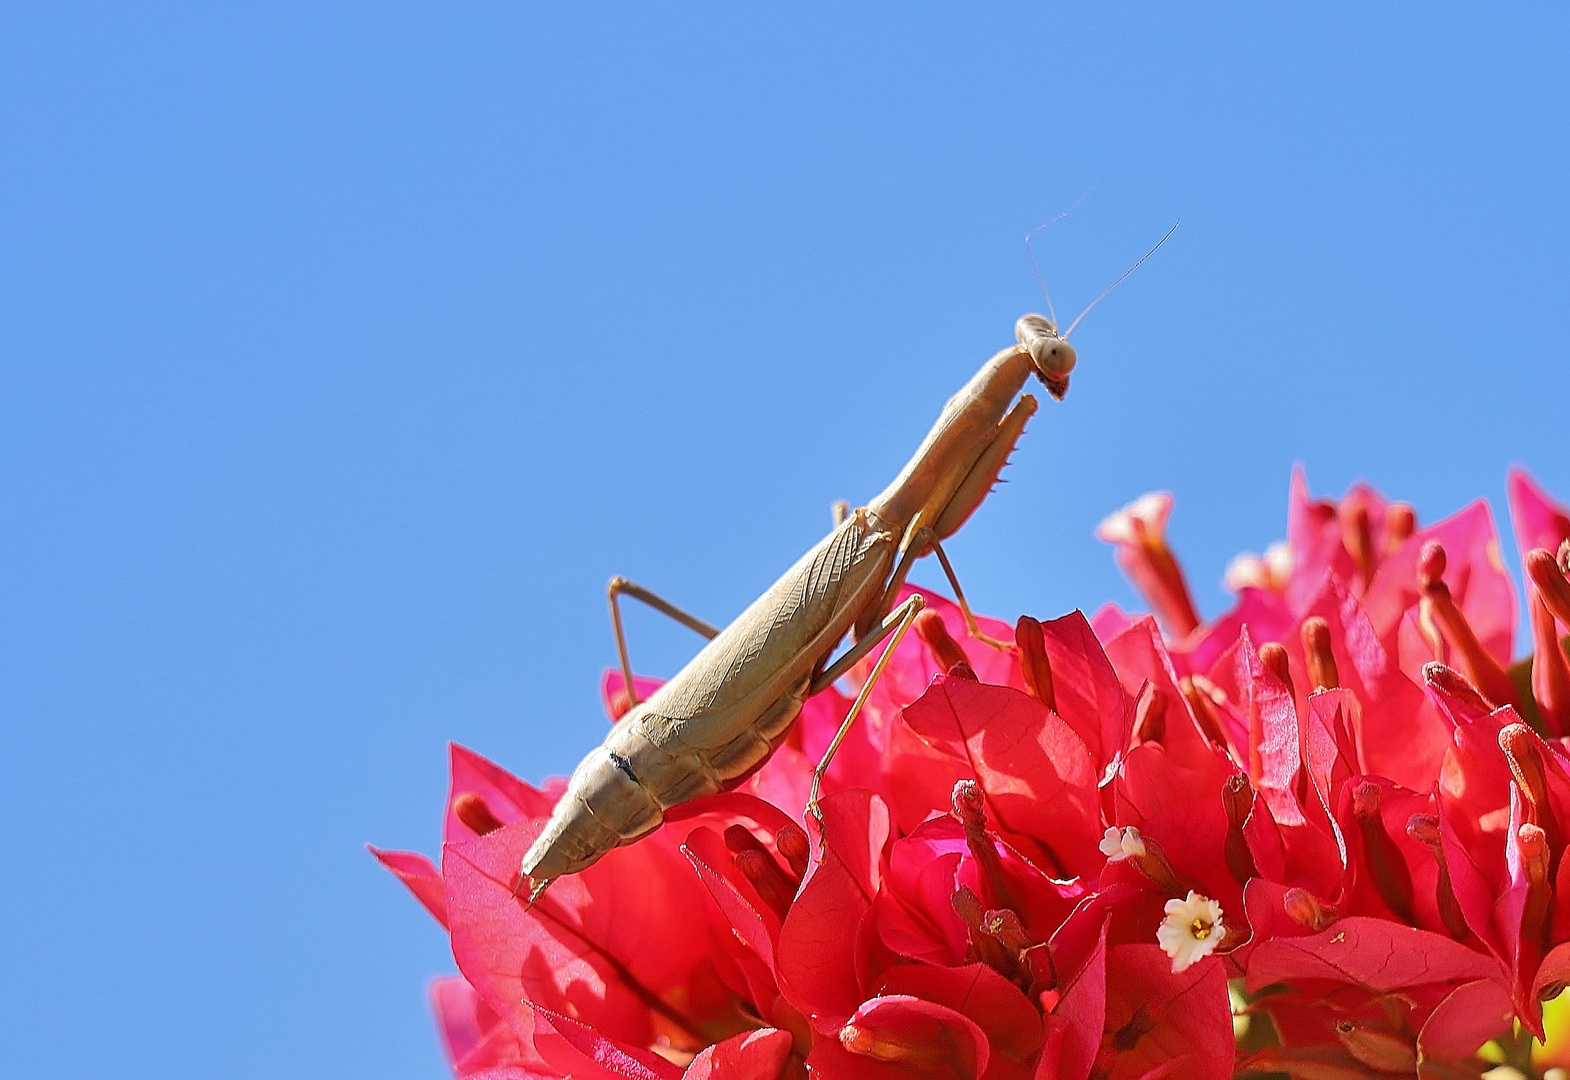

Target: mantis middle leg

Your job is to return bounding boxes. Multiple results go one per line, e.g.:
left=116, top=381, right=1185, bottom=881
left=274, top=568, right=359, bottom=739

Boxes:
left=607, top=576, right=720, bottom=709
left=806, top=592, right=927, bottom=818
left=862, top=523, right=1014, bottom=652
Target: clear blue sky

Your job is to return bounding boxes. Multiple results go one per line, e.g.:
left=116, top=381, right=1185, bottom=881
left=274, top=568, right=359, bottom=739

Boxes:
left=2, top=5, right=1567, bottom=1077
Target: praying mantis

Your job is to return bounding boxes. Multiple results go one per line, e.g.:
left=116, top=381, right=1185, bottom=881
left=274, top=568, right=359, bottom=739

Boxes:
left=519, top=226, right=1175, bottom=899
left=517, top=315, right=1070, bottom=899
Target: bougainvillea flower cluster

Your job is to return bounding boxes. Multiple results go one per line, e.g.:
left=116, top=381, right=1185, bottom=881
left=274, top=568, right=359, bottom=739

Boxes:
left=375, top=467, right=1570, bottom=1079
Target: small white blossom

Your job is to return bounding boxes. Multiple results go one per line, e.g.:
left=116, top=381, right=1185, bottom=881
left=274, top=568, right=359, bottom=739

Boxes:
left=1098, top=826, right=1146, bottom=863
left=1157, top=890, right=1224, bottom=972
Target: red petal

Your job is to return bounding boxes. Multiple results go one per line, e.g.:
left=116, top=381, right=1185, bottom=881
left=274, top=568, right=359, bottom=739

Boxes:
left=683, top=826, right=781, bottom=964
left=903, top=676, right=1100, bottom=878
left=1113, top=738, right=1240, bottom=916
left=1090, top=603, right=1137, bottom=643
left=370, top=845, right=449, bottom=927
left=431, top=976, right=490, bottom=1066
left=1245, top=916, right=1500, bottom=994
left=681, top=1029, right=794, bottom=1080
left=876, top=820, right=968, bottom=966
left=1040, top=917, right=1108, bottom=1080
left=1101, top=944, right=1233, bottom=1080
left=1434, top=692, right=1515, bottom=961
left=526, top=1002, right=684, bottom=1080
left=601, top=670, right=667, bottom=722
left=1369, top=500, right=1516, bottom=669
left=444, top=818, right=720, bottom=1052
left=1415, top=978, right=1514, bottom=1076
left=447, top=743, right=557, bottom=844
left=1100, top=617, right=1214, bottom=768
left=875, top=963, right=1043, bottom=1079
left=1035, top=610, right=1128, bottom=772
left=431, top=976, right=550, bottom=1076
left=1186, top=589, right=1296, bottom=680
left=1509, top=468, right=1570, bottom=563
left=842, top=994, right=990, bottom=1080
left=777, top=790, right=889, bottom=1024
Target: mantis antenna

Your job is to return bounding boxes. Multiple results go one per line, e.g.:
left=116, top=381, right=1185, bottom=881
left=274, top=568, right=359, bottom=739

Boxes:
left=1062, top=220, right=1180, bottom=340
left=1024, top=218, right=1065, bottom=328
left=1023, top=189, right=1094, bottom=327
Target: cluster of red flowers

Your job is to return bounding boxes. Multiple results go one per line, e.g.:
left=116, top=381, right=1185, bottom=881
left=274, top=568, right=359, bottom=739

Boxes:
left=375, top=467, right=1570, bottom=1080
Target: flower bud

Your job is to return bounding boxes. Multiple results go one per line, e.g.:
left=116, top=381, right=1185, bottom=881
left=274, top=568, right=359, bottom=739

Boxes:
left=1334, top=1021, right=1416, bottom=1073
left=1418, top=540, right=1448, bottom=587
left=1500, top=723, right=1551, bottom=812
left=1406, top=813, right=1470, bottom=940
left=1301, top=617, right=1339, bottom=691
left=1528, top=547, right=1570, bottom=628
left=916, top=609, right=972, bottom=678
left=1423, top=662, right=1492, bottom=716
left=1283, top=887, right=1340, bottom=931
left=1351, top=782, right=1415, bottom=922
left=1133, top=684, right=1168, bottom=746
left=1385, top=502, right=1416, bottom=553
left=1258, top=641, right=1295, bottom=697
left=1221, top=775, right=1259, bottom=886
left=1014, top=615, right=1055, bottom=711
left=1339, top=497, right=1375, bottom=594
left=775, top=822, right=810, bottom=879
left=453, top=792, right=504, bottom=836
left=1419, top=543, right=1519, bottom=709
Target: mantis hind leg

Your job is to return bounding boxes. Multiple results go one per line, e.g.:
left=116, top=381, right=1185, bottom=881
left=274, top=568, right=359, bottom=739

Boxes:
left=806, top=593, right=926, bottom=821
left=607, top=577, right=721, bottom=710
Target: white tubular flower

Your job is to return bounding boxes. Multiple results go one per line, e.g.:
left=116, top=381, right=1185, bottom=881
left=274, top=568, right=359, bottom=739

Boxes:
left=1098, top=825, right=1146, bottom=863
left=1095, top=493, right=1172, bottom=547
left=1158, top=890, right=1224, bottom=972
left=1224, top=541, right=1293, bottom=593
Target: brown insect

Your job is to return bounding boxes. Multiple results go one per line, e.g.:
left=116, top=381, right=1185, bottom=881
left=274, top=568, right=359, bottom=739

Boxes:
left=518, top=314, right=1076, bottom=899
left=518, top=210, right=1179, bottom=901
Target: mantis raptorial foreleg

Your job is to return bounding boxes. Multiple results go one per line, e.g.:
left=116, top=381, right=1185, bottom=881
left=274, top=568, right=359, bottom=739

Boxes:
left=607, top=576, right=721, bottom=709
left=806, top=592, right=927, bottom=818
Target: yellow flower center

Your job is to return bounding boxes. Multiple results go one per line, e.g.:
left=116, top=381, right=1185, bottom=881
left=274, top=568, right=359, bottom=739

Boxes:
left=1190, top=918, right=1213, bottom=940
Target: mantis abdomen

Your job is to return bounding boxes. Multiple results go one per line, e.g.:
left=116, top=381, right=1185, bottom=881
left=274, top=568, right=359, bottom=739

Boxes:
left=521, top=511, right=896, bottom=888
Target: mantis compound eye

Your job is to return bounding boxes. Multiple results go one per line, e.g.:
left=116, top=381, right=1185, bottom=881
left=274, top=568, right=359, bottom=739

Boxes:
left=1030, top=337, right=1076, bottom=379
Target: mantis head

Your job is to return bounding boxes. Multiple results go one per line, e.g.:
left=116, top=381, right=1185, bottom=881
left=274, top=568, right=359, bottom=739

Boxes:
left=1015, top=313, right=1076, bottom=400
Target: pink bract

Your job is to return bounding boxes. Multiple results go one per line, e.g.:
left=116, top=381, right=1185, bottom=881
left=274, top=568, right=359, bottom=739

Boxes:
left=377, top=467, right=1570, bottom=1077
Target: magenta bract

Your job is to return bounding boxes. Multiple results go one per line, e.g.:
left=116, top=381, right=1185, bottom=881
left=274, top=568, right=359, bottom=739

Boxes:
left=378, top=469, right=1570, bottom=1077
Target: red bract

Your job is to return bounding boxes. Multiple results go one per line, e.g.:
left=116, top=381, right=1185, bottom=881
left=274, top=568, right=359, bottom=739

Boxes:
left=379, top=467, right=1570, bottom=1077
left=376, top=742, right=813, bottom=1078
left=1093, top=468, right=1570, bottom=1061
